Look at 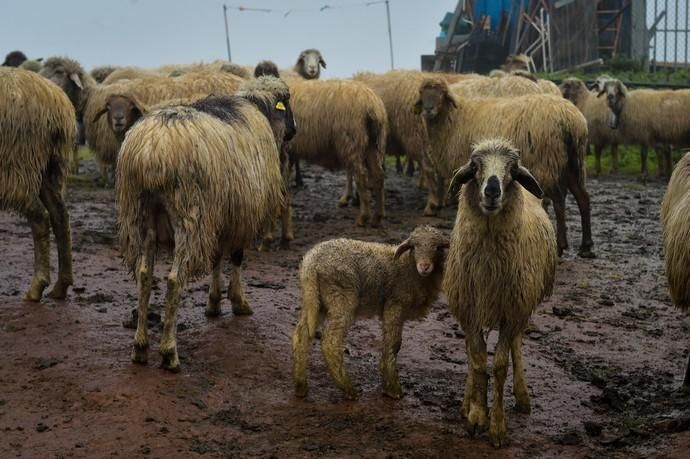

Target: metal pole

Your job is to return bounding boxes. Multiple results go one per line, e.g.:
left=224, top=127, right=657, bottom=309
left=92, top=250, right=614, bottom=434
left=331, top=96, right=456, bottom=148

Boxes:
left=223, top=4, right=232, bottom=62
left=385, top=0, right=394, bottom=69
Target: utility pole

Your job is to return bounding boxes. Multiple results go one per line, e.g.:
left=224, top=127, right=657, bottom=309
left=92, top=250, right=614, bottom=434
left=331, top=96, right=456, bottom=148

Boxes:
left=385, top=0, right=394, bottom=69
left=630, top=0, right=648, bottom=69
left=223, top=4, right=232, bottom=62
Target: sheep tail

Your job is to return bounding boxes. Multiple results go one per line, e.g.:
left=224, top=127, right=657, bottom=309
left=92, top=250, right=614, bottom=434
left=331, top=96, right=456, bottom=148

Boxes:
left=365, top=108, right=387, bottom=182
left=292, top=268, right=321, bottom=397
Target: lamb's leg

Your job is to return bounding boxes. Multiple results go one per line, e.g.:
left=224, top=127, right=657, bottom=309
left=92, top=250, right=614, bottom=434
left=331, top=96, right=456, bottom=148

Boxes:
left=550, top=188, right=568, bottom=256
left=338, top=171, right=354, bottom=207
left=489, top=331, right=511, bottom=448
left=565, top=171, right=594, bottom=258
left=381, top=304, right=403, bottom=399
left=464, top=330, right=489, bottom=436
left=39, top=179, right=73, bottom=299
left=132, top=225, right=156, bottom=364
left=321, top=301, right=357, bottom=400
left=594, top=144, right=602, bottom=176
left=23, top=199, right=51, bottom=302
left=227, top=250, right=252, bottom=315
left=353, top=171, right=371, bottom=227
left=511, top=334, right=530, bottom=413
left=610, top=144, right=619, bottom=174
left=159, top=254, right=187, bottom=372
left=205, top=254, right=223, bottom=317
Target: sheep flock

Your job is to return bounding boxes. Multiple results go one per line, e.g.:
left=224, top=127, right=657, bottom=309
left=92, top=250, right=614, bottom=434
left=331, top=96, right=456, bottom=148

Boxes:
left=2, top=46, right=690, bottom=452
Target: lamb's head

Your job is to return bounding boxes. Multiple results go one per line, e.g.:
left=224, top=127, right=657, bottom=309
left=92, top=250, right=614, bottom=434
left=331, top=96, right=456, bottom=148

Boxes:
left=294, top=49, right=326, bottom=79
left=93, top=94, right=147, bottom=139
left=237, top=75, right=296, bottom=145
left=415, top=77, right=457, bottom=120
left=598, top=79, right=628, bottom=129
left=559, top=77, right=587, bottom=103
left=39, top=57, right=89, bottom=111
left=254, top=60, right=280, bottom=78
left=394, top=225, right=449, bottom=277
left=448, top=139, right=543, bottom=216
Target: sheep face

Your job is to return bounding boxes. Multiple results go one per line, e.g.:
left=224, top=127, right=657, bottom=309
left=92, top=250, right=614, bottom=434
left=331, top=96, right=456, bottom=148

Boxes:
left=415, top=81, right=456, bottom=120
left=599, top=79, right=627, bottom=129
left=295, top=49, right=326, bottom=79
left=270, top=98, right=296, bottom=144
left=394, top=226, right=449, bottom=277
left=559, top=78, right=585, bottom=103
left=93, top=94, right=146, bottom=139
left=39, top=59, right=84, bottom=97
left=448, top=139, right=543, bottom=216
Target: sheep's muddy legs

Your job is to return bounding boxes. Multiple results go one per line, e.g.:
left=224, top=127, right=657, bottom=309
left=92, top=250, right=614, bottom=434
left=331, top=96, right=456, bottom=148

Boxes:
left=489, top=333, right=511, bottom=448
left=228, top=250, right=252, bottom=315
left=354, top=173, right=371, bottom=227
left=321, top=294, right=357, bottom=399
left=367, top=153, right=385, bottom=227
left=132, top=227, right=156, bottom=364
left=550, top=189, right=569, bottom=256
left=594, top=145, right=603, bottom=176
left=610, top=145, right=620, bottom=174
left=338, top=172, right=354, bottom=207
left=462, top=338, right=474, bottom=418
left=464, top=331, right=489, bottom=436
left=511, top=335, right=531, bottom=414
left=640, top=145, right=649, bottom=179
left=39, top=181, right=73, bottom=299
left=23, top=199, right=51, bottom=302
left=381, top=304, right=403, bottom=399
left=566, top=173, right=595, bottom=258
left=280, top=204, right=294, bottom=246
left=160, top=256, right=186, bottom=372
left=205, top=255, right=223, bottom=317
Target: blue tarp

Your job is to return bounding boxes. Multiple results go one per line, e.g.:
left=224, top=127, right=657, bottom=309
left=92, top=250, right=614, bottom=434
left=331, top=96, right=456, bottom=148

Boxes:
left=473, top=0, right=532, bottom=31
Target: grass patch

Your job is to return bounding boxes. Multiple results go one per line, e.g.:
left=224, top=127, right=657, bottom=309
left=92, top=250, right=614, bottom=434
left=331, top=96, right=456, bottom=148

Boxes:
left=584, top=145, right=685, bottom=176
left=79, top=146, right=94, bottom=161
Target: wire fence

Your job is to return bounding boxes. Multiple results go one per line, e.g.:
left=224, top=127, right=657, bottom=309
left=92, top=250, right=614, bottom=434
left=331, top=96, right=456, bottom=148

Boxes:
left=648, top=0, right=690, bottom=72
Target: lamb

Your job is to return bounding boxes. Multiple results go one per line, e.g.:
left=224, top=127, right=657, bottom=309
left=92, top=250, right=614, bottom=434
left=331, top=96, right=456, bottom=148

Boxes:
left=416, top=76, right=594, bottom=257
left=559, top=77, right=625, bottom=175
left=287, top=79, right=387, bottom=226
left=293, top=48, right=326, bottom=80
left=443, top=139, right=557, bottom=447
left=90, top=65, right=119, bottom=83
left=117, top=76, right=295, bottom=371
left=292, top=225, right=449, bottom=399
left=660, top=151, right=690, bottom=391
left=0, top=67, right=76, bottom=301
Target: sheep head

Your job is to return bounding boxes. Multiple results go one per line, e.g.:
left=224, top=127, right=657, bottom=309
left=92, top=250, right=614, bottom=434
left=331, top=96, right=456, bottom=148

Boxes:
left=2, top=50, right=27, bottom=67
left=415, top=77, right=457, bottom=120
left=93, top=94, right=147, bottom=140
left=254, top=60, right=280, bottom=78
left=598, top=79, right=628, bottom=129
left=294, top=49, right=326, bottom=79
left=220, top=62, right=250, bottom=79
left=559, top=78, right=587, bottom=104
left=237, top=76, right=296, bottom=146
left=448, top=139, right=543, bottom=216
left=394, top=225, right=449, bottom=277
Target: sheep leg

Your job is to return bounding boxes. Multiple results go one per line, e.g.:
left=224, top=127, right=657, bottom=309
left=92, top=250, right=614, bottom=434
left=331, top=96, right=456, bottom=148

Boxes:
left=159, top=256, right=187, bottom=372
left=228, top=250, right=252, bottom=315
left=659, top=145, right=672, bottom=179
left=610, top=144, right=619, bottom=174
left=395, top=155, right=403, bottom=174
left=259, top=218, right=276, bottom=252
left=366, top=149, right=385, bottom=227
left=565, top=173, right=594, bottom=258
left=205, top=254, right=223, bottom=317
left=381, top=304, right=403, bottom=399
left=640, top=145, right=649, bottom=179
left=464, top=330, right=489, bottom=436
left=488, top=332, right=511, bottom=448
left=321, top=297, right=357, bottom=400
left=511, top=334, right=530, bottom=413
left=423, top=172, right=444, bottom=217
left=593, top=145, right=602, bottom=176
left=405, top=157, right=415, bottom=177
left=550, top=189, right=568, bottom=256
left=354, top=171, right=371, bottom=227
left=39, top=180, right=73, bottom=299
left=292, top=275, right=321, bottom=398
left=280, top=204, right=294, bottom=247
left=132, top=225, right=156, bottom=364
left=293, top=159, right=304, bottom=188
left=684, top=350, right=690, bottom=392
left=71, top=144, right=80, bottom=175
left=461, top=338, right=474, bottom=418
left=23, top=199, right=51, bottom=302
left=338, top=171, right=354, bottom=207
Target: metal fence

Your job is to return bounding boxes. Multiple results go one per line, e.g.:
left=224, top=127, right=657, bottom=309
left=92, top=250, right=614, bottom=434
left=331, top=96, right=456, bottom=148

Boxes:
left=648, top=0, right=690, bottom=72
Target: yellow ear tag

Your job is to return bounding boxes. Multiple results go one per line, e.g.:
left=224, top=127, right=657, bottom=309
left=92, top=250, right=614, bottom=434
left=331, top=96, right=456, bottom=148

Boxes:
left=275, top=101, right=286, bottom=111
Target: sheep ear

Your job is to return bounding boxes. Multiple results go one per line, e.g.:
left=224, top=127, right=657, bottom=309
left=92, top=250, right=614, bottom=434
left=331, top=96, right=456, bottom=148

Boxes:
left=596, top=88, right=606, bottom=98
left=413, top=99, right=423, bottom=114
left=69, top=73, right=84, bottom=90
left=616, top=80, right=627, bottom=96
left=394, top=239, right=413, bottom=258
left=445, top=92, right=457, bottom=108
left=130, top=95, right=148, bottom=117
left=448, top=162, right=476, bottom=198
left=319, top=57, right=327, bottom=69
left=92, top=106, right=109, bottom=123
left=512, top=165, right=543, bottom=199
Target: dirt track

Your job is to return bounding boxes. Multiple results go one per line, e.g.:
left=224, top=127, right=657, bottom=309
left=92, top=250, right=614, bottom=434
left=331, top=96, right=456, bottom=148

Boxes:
left=1, top=162, right=689, bottom=458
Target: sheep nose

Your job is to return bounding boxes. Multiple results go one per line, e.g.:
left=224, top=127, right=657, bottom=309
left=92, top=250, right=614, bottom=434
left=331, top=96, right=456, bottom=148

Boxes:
left=484, top=176, right=501, bottom=199
left=418, top=262, right=432, bottom=274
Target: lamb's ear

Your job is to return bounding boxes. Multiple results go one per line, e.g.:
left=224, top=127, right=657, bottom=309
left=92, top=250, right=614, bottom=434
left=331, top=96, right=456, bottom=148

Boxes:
left=512, top=165, right=543, bottom=199
left=447, top=161, right=477, bottom=198
left=69, top=73, right=84, bottom=90
left=319, top=57, right=327, bottom=69
left=394, top=239, right=413, bottom=258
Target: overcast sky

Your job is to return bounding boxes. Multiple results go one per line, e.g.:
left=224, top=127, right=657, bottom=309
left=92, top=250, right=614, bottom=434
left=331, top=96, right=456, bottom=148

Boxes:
left=2, top=0, right=455, bottom=77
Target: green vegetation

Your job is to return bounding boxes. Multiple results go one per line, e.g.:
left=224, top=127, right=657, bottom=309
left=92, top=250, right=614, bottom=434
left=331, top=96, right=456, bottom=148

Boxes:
left=584, top=144, right=685, bottom=177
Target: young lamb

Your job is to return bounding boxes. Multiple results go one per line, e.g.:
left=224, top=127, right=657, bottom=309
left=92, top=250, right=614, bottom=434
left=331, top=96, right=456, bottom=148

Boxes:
left=292, top=225, right=449, bottom=400
left=443, top=139, right=557, bottom=447
left=0, top=67, right=76, bottom=301
left=661, top=151, right=690, bottom=390
left=117, top=76, right=295, bottom=371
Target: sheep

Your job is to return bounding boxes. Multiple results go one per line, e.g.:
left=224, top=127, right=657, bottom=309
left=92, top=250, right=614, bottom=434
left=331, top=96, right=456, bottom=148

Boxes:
left=2, top=50, right=27, bottom=67
left=219, top=62, right=250, bottom=79
left=416, top=76, right=594, bottom=257
left=90, top=65, right=119, bottom=83
left=293, top=48, right=326, bottom=80
left=292, top=225, right=449, bottom=399
left=661, top=151, right=690, bottom=391
left=0, top=67, right=76, bottom=301
left=287, top=79, right=387, bottom=226
left=117, top=76, right=295, bottom=371
left=102, top=66, right=161, bottom=84
left=254, top=60, right=280, bottom=78
left=559, top=77, right=625, bottom=175
left=443, top=139, right=557, bottom=447
left=84, top=69, right=245, bottom=184
left=450, top=74, right=542, bottom=97
left=19, top=59, right=42, bottom=72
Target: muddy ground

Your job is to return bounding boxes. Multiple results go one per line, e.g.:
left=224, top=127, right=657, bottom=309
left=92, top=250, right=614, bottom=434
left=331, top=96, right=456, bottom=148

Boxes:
left=1, top=161, right=689, bottom=458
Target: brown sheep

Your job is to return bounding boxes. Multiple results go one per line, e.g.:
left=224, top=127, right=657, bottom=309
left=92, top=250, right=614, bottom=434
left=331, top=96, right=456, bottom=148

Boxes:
left=292, top=225, right=449, bottom=399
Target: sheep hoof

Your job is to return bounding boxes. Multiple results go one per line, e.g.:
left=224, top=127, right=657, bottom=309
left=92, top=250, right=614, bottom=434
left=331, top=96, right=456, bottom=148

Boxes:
left=489, top=429, right=506, bottom=448
left=131, top=345, right=149, bottom=364
left=279, top=238, right=292, bottom=249
left=423, top=205, right=439, bottom=217
left=257, top=241, right=272, bottom=252
left=204, top=305, right=222, bottom=318
left=160, top=351, right=180, bottom=373
left=465, top=404, right=488, bottom=437
left=232, top=302, right=253, bottom=316
left=337, top=196, right=351, bottom=207
left=370, top=216, right=383, bottom=228
left=47, top=279, right=72, bottom=300
left=24, top=277, right=50, bottom=302
left=295, top=382, right=308, bottom=398
left=514, top=400, right=531, bottom=414
left=343, top=388, right=358, bottom=401
left=355, top=216, right=369, bottom=227
left=577, top=248, right=596, bottom=259
left=383, top=387, right=402, bottom=400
